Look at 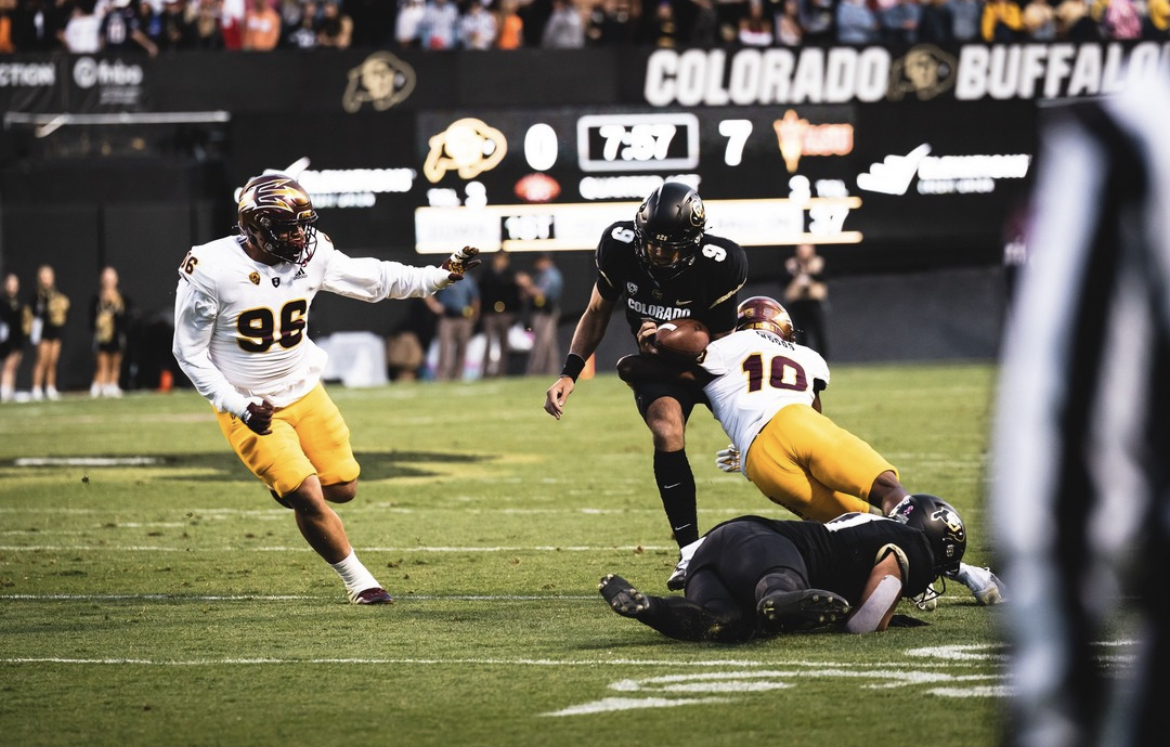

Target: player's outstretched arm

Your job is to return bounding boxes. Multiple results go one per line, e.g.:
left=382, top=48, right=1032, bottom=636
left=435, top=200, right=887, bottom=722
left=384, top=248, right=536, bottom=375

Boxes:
left=544, top=286, right=614, bottom=420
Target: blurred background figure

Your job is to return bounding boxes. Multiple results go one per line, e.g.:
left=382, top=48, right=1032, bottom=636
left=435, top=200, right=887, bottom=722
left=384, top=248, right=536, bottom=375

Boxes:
left=426, top=269, right=480, bottom=381
left=783, top=243, right=829, bottom=359
left=28, top=264, right=69, bottom=401
left=477, top=249, right=522, bottom=377
left=1, top=273, right=26, bottom=403
left=519, top=252, right=564, bottom=377
left=991, top=72, right=1170, bottom=747
left=90, top=266, right=131, bottom=398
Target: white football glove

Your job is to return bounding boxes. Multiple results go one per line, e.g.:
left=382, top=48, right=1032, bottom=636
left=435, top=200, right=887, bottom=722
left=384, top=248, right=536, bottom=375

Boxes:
left=715, top=444, right=741, bottom=473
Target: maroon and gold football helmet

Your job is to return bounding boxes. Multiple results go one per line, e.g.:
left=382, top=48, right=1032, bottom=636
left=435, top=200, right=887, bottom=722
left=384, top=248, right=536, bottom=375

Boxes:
left=736, top=296, right=795, bottom=341
left=237, top=175, right=318, bottom=266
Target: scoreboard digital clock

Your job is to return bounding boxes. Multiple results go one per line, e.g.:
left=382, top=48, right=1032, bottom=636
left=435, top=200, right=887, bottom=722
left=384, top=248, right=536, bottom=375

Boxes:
left=577, top=113, right=700, bottom=172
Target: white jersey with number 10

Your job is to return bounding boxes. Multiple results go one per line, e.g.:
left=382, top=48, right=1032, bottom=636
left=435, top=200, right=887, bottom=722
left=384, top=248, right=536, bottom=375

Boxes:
left=699, top=329, right=831, bottom=461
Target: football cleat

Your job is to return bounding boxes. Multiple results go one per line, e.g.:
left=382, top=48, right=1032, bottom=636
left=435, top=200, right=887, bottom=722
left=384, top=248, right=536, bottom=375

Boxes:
left=953, top=563, right=1006, bottom=605
left=351, top=587, right=394, bottom=605
left=666, top=538, right=703, bottom=591
left=599, top=574, right=651, bottom=618
left=757, top=589, right=850, bottom=633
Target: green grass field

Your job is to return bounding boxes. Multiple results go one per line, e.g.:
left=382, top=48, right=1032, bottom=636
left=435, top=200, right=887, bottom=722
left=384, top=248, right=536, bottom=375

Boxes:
left=1, top=364, right=1007, bottom=747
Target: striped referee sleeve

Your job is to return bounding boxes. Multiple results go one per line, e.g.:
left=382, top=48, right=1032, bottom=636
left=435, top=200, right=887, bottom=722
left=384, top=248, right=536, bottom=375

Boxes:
left=991, top=72, right=1170, bottom=747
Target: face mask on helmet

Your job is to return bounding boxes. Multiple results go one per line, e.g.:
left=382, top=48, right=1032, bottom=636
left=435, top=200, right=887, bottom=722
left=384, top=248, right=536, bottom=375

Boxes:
left=736, top=296, right=795, bottom=341
left=889, top=493, right=967, bottom=578
left=634, top=182, right=706, bottom=279
left=237, top=175, right=319, bottom=266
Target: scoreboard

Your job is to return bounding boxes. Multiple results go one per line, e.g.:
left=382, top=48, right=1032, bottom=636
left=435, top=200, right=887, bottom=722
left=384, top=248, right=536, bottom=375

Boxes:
left=406, top=101, right=1034, bottom=258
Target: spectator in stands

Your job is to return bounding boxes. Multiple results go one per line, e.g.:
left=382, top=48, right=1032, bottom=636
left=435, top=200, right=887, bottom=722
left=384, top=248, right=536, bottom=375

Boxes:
left=586, top=0, right=633, bottom=44
left=10, top=0, right=66, bottom=51
left=477, top=250, right=523, bottom=378
left=138, top=0, right=164, bottom=45
left=0, top=0, right=14, bottom=54
left=542, top=0, right=584, bottom=46
left=316, top=0, right=352, bottom=46
left=982, top=0, right=1023, bottom=40
left=187, top=0, right=225, bottom=47
left=157, top=0, right=196, bottom=50
left=1146, top=0, right=1169, bottom=38
left=798, top=0, right=834, bottom=45
left=220, top=0, right=247, bottom=48
left=90, top=266, right=131, bottom=399
left=836, top=0, right=878, bottom=43
left=285, top=0, right=319, bottom=47
left=737, top=0, right=773, bottom=44
left=1055, top=0, right=1101, bottom=39
left=1092, top=0, right=1142, bottom=38
left=1021, top=0, right=1056, bottom=39
left=99, top=0, right=159, bottom=55
left=495, top=0, right=523, bottom=46
left=949, top=0, right=983, bottom=41
left=878, top=0, right=920, bottom=43
left=708, top=0, right=748, bottom=40
left=28, top=264, right=69, bottom=402
left=519, top=0, right=552, bottom=46
left=420, top=0, right=459, bottom=49
left=277, top=0, right=307, bottom=39
left=916, top=0, right=954, bottom=43
left=646, top=0, right=681, bottom=45
left=345, top=0, right=395, bottom=47
left=773, top=0, right=803, bottom=44
left=395, top=0, right=425, bottom=46
left=242, top=0, right=281, bottom=49
left=459, top=0, right=497, bottom=48
left=61, top=0, right=102, bottom=52
left=687, top=0, right=721, bottom=44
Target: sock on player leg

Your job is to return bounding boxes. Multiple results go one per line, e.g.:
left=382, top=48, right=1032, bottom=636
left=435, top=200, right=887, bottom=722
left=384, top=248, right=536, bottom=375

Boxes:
left=329, top=550, right=381, bottom=597
left=654, top=449, right=698, bottom=547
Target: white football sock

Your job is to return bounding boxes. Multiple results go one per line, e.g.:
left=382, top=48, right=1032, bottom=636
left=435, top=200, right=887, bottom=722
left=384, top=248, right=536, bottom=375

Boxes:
left=329, top=550, right=381, bottom=594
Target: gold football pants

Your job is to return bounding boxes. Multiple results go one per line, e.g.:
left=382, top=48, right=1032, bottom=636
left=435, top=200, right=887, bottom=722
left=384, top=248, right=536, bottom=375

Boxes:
left=216, top=383, right=360, bottom=498
left=744, top=404, right=896, bottom=522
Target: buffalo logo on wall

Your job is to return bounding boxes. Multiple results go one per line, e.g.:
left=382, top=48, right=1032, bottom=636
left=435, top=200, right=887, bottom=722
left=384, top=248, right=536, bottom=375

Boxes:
left=773, top=110, right=854, bottom=173
left=887, top=45, right=957, bottom=102
left=423, top=118, right=507, bottom=183
left=342, top=52, right=416, bottom=113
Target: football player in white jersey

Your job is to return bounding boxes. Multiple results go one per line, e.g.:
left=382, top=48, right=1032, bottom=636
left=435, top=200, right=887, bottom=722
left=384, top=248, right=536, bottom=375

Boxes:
left=173, top=173, right=480, bottom=605
left=618, top=295, right=1005, bottom=605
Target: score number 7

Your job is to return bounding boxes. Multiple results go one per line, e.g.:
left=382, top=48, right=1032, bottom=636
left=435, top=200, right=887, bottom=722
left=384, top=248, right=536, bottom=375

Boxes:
left=719, top=120, right=753, bottom=167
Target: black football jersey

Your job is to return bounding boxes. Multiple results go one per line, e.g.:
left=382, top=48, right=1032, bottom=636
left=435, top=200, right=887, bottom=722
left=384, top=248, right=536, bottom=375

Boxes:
left=716, top=514, right=937, bottom=603
left=595, top=221, right=748, bottom=337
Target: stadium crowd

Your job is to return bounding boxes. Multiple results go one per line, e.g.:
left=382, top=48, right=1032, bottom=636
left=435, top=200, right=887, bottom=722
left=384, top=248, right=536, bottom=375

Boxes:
left=0, top=0, right=1166, bottom=55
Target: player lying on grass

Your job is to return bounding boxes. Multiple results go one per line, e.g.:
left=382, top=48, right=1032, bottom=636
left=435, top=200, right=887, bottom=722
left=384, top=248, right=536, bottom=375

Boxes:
left=173, top=172, right=480, bottom=605
left=599, top=494, right=964, bottom=641
left=616, top=295, right=1005, bottom=605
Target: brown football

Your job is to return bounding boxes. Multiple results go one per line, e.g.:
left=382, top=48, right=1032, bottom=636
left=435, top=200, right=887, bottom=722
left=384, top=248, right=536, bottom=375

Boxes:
left=655, top=319, right=710, bottom=361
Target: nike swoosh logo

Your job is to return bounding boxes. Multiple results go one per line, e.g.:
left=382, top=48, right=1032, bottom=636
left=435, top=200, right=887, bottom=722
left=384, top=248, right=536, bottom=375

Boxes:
left=675, top=299, right=693, bottom=306
left=663, top=483, right=683, bottom=490
left=672, top=524, right=693, bottom=532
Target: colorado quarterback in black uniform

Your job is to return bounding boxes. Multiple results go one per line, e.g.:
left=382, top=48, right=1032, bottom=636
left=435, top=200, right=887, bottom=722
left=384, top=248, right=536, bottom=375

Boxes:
left=544, top=182, right=748, bottom=588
